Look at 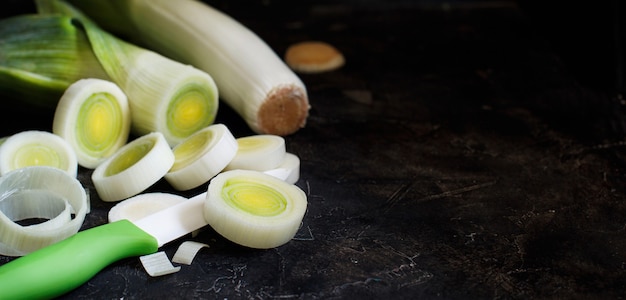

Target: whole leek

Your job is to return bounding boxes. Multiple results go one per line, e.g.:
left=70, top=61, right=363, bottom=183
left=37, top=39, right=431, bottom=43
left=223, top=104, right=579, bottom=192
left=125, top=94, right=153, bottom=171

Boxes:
left=0, top=14, right=109, bottom=109
left=36, top=0, right=219, bottom=146
left=65, top=0, right=310, bottom=136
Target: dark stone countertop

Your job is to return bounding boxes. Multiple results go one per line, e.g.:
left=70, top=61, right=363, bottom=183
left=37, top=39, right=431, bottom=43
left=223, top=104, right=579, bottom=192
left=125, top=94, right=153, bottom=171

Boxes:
left=1, top=1, right=625, bottom=299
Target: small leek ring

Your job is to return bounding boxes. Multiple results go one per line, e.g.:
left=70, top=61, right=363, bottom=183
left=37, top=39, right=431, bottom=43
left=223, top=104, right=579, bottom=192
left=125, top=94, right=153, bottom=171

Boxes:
left=165, top=124, right=238, bottom=191
left=0, top=130, right=78, bottom=177
left=91, top=132, right=175, bottom=202
left=0, top=166, right=88, bottom=256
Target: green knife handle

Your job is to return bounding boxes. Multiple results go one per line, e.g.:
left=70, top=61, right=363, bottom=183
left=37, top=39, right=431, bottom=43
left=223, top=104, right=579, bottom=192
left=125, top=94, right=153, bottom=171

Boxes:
left=0, top=219, right=158, bottom=300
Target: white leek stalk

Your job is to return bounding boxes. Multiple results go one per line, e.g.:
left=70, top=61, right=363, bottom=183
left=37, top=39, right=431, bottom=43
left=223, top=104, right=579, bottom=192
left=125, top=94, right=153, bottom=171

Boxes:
left=91, top=132, right=175, bottom=202
left=225, top=135, right=286, bottom=171
left=0, top=130, right=78, bottom=177
left=65, top=0, right=310, bottom=136
left=165, top=124, right=238, bottom=191
left=53, top=78, right=131, bottom=169
left=0, top=14, right=109, bottom=110
left=0, top=166, right=88, bottom=256
left=204, top=170, right=307, bottom=249
left=36, top=0, right=219, bottom=146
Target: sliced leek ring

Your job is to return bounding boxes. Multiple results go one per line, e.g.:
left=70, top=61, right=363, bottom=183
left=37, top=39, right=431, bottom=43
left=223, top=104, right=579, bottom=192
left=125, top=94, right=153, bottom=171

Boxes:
left=108, top=192, right=187, bottom=223
left=225, top=134, right=286, bottom=171
left=53, top=78, right=131, bottom=169
left=0, top=130, right=78, bottom=177
left=91, top=132, right=175, bottom=202
left=0, top=166, right=88, bottom=256
left=165, top=124, right=238, bottom=191
left=263, top=152, right=301, bottom=184
left=203, top=169, right=307, bottom=249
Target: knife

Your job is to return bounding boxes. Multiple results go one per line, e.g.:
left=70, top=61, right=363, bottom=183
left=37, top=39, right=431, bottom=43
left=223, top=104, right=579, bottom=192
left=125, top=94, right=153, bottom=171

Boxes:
left=0, top=192, right=209, bottom=299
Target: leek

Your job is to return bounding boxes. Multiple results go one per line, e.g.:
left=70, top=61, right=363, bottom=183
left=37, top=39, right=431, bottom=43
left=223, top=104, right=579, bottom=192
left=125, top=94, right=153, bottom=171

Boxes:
left=53, top=78, right=131, bottom=169
left=0, top=14, right=109, bottom=109
left=0, top=166, right=88, bottom=256
left=204, top=170, right=307, bottom=249
left=164, top=124, right=238, bottom=191
left=225, top=135, right=286, bottom=172
left=64, top=0, right=310, bottom=136
left=36, top=0, right=219, bottom=146
left=91, top=132, right=175, bottom=202
left=263, top=152, right=301, bottom=184
left=0, top=130, right=78, bottom=177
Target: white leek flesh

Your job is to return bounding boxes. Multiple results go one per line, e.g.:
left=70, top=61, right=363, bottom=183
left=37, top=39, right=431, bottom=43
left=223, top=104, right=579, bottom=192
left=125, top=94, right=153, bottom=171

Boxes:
left=36, top=0, right=220, bottom=146
left=65, top=0, right=310, bottom=136
left=204, top=170, right=307, bottom=249
left=91, top=132, right=175, bottom=202
left=172, top=241, right=210, bottom=265
left=165, top=124, right=238, bottom=191
left=263, top=152, right=301, bottom=184
left=0, top=130, right=78, bottom=177
left=53, top=78, right=131, bottom=169
left=0, top=14, right=109, bottom=109
left=225, top=135, right=286, bottom=172
left=139, top=251, right=181, bottom=277
left=0, top=166, right=88, bottom=256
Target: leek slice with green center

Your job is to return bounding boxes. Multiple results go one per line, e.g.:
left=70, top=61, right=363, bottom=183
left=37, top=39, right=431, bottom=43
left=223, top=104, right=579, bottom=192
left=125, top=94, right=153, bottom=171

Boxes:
left=91, top=132, right=175, bottom=202
left=204, top=170, right=307, bottom=249
left=53, top=78, right=131, bottom=169
left=0, top=14, right=109, bottom=109
left=0, top=130, right=78, bottom=177
left=36, top=0, right=219, bottom=146
left=165, top=124, right=238, bottom=191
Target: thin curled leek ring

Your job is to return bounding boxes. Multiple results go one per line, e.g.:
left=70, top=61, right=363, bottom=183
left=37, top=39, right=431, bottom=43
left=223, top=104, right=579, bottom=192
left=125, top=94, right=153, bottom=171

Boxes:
left=0, top=166, right=88, bottom=256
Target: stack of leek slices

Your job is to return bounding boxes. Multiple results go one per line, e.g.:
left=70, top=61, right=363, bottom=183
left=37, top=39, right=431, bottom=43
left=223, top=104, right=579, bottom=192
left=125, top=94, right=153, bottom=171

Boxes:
left=105, top=127, right=306, bottom=253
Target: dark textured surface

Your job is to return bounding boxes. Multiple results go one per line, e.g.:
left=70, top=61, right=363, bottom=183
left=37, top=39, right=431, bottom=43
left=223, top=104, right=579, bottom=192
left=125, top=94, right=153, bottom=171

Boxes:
left=1, top=1, right=626, bottom=299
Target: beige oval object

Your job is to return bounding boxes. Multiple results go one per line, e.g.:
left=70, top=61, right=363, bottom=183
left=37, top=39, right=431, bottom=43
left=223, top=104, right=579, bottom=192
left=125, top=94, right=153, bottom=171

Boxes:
left=284, top=41, right=345, bottom=73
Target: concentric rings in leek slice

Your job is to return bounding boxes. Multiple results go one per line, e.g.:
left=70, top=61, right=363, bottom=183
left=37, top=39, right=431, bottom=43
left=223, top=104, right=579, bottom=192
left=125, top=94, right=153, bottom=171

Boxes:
left=53, top=78, right=131, bottom=169
left=91, top=132, right=175, bottom=202
left=0, top=130, right=78, bottom=177
left=165, top=124, right=238, bottom=191
left=204, top=169, right=307, bottom=249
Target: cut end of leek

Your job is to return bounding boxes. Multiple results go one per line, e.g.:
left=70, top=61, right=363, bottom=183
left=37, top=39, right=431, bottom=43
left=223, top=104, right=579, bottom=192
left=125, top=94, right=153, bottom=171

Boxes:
left=204, top=169, right=307, bottom=249
left=256, top=84, right=309, bottom=136
left=91, top=132, right=175, bottom=202
left=0, top=130, right=78, bottom=177
left=53, top=78, right=131, bottom=169
left=164, top=75, right=219, bottom=144
left=165, top=124, right=238, bottom=191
